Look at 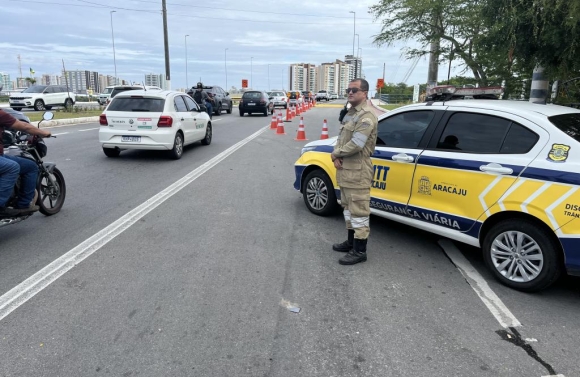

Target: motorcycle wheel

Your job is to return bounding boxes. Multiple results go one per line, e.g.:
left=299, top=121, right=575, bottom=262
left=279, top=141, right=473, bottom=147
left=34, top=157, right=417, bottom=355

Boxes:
left=37, top=167, right=66, bottom=216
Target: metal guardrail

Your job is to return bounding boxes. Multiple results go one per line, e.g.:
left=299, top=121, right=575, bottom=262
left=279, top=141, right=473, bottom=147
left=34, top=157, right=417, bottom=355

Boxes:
left=379, top=94, right=413, bottom=104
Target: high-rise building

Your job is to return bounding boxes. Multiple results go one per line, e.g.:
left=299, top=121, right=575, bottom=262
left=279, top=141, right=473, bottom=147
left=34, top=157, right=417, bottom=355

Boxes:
left=16, top=77, right=29, bottom=88
left=61, top=70, right=100, bottom=94
left=344, top=55, right=362, bottom=80
left=40, top=74, right=61, bottom=86
left=0, top=73, right=13, bottom=91
left=145, top=73, right=167, bottom=90
left=315, top=60, right=354, bottom=95
left=289, top=63, right=317, bottom=92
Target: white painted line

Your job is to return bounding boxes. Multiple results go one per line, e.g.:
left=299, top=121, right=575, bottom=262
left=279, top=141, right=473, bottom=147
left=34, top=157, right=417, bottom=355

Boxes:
left=438, top=239, right=522, bottom=329
left=212, top=118, right=223, bottom=122
left=52, top=132, right=69, bottom=136
left=78, top=127, right=99, bottom=132
left=0, top=125, right=270, bottom=322
left=542, top=374, right=565, bottom=377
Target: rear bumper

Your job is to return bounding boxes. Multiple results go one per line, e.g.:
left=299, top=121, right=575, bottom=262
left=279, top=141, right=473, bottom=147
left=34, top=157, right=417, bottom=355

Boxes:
left=239, top=105, right=268, bottom=112
left=99, top=128, right=175, bottom=150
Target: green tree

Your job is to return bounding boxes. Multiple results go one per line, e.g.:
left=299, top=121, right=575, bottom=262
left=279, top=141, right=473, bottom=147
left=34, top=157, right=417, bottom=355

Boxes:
left=25, top=77, right=37, bottom=86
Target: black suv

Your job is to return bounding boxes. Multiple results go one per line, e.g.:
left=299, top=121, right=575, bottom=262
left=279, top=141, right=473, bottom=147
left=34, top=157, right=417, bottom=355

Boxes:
left=188, top=85, right=233, bottom=115
left=239, top=91, right=274, bottom=117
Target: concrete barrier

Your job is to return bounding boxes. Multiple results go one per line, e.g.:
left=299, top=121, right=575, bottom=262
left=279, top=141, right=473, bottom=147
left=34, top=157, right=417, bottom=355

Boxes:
left=34, top=116, right=100, bottom=128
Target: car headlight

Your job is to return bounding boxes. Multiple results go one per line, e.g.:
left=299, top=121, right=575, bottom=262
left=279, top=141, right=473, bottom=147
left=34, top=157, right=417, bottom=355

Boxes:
left=301, top=146, right=317, bottom=155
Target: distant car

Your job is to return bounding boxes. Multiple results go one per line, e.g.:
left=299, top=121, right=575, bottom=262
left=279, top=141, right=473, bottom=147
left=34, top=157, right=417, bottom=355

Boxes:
left=287, top=91, right=303, bottom=106
left=315, top=90, right=329, bottom=102
left=302, top=91, right=314, bottom=103
left=99, top=90, right=212, bottom=159
left=187, top=85, right=233, bottom=115
left=98, top=86, right=115, bottom=105
left=329, top=93, right=338, bottom=100
left=106, top=85, right=162, bottom=105
left=239, top=91, right=274, bottom=116
left=9, top=85, right=75, bottom=111
left=269, top=90, right=288, bottom=108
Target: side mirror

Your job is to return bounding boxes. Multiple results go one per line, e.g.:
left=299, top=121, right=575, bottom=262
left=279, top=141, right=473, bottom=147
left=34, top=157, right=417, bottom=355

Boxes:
left=269, top=97, right=274, bottom=100
left=43, top=111, right=54, bottom=121
left=225, top=92, right=229, bottom=96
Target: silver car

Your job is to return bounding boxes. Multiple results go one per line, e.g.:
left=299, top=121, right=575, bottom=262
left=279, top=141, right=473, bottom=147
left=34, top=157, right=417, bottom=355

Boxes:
left=268, top=90, right=288, bottom=108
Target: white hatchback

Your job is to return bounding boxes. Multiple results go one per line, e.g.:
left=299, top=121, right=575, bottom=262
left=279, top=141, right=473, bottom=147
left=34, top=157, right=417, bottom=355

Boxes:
left=99, top=90, right=212, bottom=159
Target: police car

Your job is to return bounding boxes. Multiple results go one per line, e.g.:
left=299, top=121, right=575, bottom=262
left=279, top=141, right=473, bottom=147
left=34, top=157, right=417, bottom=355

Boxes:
left=293, top=86, right=580, bottom=292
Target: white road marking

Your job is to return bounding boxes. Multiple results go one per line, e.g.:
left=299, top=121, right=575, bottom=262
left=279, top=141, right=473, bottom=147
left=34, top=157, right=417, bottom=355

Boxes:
left=211, top=118, right=222, bottom=122
left=542, top=375, right=566, bottom=377
left=78, top=127, right=99, bottom=132
left=0, top=125, right=270, bottom=322
left=438, top=239, right=522, bottom=328
left=52, top=132, right=69, bottom=136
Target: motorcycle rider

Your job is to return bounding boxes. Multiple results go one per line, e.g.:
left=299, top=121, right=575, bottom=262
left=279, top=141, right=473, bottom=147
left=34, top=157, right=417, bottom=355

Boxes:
left=0, top=109, right=51, bottom=217
left=190, top=82, right=213, bottom=119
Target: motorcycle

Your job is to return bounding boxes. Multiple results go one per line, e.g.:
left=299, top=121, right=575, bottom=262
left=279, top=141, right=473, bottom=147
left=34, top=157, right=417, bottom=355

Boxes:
left=1, top=111, right=66, bottom=228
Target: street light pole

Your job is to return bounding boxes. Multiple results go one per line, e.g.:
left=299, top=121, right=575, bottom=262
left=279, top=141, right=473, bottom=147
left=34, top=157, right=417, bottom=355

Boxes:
left=225, top=48, right=228, bottom=91
left=355, top=33, right=360, bottom=77
left=268, top=64, right=270, bottom=90
left=250, top=57, right=253, bottom=89
left=110, top=10, right=117, bottom=83
left=185, top=34, right=189, bottom=89
left=349, top=11, right=356, bottom=58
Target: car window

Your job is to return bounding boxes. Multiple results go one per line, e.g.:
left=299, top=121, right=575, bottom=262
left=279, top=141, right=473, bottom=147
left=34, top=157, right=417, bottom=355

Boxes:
left=243, top=92, right=261, bottom=99
left=111, top=87, right=140, bottom=98
left=174, top=96, right=188, bottom=112
left=44, top=87, right=55, bottom=94
left=499, top=123, right=539, bottom=154
left=107, top=97, right=165, bottom=112
left=376, top=111, right=435, bottom=148
left=183, top=95, right=199, bottom=111
left=549, top=113, right=580, bottom=143
left=437, top=113, right=512, bottom=153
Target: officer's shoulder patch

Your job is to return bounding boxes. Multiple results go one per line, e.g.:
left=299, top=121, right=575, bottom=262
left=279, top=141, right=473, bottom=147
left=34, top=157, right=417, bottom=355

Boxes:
left=357, top=116, right=376, bottom=129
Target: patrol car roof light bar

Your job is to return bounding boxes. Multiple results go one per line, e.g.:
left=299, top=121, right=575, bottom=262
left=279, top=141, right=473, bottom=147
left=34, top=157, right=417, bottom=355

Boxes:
left=425, top=85, right=504, bottom=102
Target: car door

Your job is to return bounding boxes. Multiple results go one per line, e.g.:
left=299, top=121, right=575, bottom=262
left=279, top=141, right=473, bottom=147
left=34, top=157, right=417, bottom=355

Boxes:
left=369, top=109, right=444, bottom=218
left=43, top=86, right=57, bottom=105
left=407, top=108, right=549, bottom=234
left=173, top=95, right=195, bottom=143
left=183, top=95, right=207, bottom=140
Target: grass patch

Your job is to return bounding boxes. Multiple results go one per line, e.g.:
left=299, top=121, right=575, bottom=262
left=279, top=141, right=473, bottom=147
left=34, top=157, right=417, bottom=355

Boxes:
left=28, top=109, right=103, bottom=122
left=379, top=104, right=404, bottom=110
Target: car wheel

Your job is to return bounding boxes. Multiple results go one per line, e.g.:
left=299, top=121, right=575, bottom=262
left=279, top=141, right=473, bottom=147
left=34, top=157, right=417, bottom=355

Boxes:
left=103, top=147, right=121, bottom=157
left=201, top=123, right=212, bottom=145
left=239, top=111, right=244, bottom=117
left=482, top=219, right=562, bottom=292
left=227, top=103, right=232, bottom=114
left=169, top=132, right=184, bottom=160
left=214, top=103, right=221, bottom=115
left=302, top=169, right=339, bottom=217
left=263, top=109, right=268, bottom=116
left=34, top=99, right=45, bottom=111
left=64, top=98, right=73, bottom=109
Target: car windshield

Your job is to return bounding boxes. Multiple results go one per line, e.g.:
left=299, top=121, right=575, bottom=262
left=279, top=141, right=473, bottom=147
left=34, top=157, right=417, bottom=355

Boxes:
left=103, top=88, right=114, bottom=94
left=243, top=92, right=262, bottom=99
left=548, top=113, right=580, bottom=142
left=270, top=92, right=284, bottom=97
left=22, top=85, right=47, bottom=93
left=107, top=97, right=165, bottom=112
left=111, top=88, right=141, bottom=98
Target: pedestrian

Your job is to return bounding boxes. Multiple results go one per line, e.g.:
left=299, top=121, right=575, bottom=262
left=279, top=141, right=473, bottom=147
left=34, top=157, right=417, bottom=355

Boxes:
left=330, top=78, right=378, bottom=265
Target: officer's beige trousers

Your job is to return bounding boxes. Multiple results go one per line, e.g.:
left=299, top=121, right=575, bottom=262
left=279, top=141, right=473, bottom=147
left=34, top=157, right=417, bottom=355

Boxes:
left=340, top=187, right=370, bottom=239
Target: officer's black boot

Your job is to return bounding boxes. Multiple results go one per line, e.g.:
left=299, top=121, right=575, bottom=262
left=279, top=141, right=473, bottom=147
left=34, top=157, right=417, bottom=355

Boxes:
left=332, top=229, right=355, bottom=252
left=339, top=238, right=367, bottom=265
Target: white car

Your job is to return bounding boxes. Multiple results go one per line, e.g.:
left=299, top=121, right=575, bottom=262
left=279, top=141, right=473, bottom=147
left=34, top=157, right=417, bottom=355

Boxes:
left=98, top=86, right=115, bottom=105
left=9, top=85, right=76, bottom=111
left=99, top=90, right=212, bottom=159
left=268, top=90, right=288, bottom=108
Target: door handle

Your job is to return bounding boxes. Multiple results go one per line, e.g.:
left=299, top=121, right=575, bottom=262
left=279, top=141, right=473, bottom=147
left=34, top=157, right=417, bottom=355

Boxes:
left=392, top=153, right=414, bottom=163
left=479, top=163, right=513, bottom=175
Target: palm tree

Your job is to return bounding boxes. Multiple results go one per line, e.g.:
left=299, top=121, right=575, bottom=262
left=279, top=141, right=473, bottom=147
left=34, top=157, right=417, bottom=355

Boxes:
left=25, top=77, right=37, bottom=86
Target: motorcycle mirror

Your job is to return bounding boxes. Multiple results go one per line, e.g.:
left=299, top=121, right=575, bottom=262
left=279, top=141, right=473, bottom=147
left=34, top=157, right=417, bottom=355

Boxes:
left=43, top=111, right=54, bottom=121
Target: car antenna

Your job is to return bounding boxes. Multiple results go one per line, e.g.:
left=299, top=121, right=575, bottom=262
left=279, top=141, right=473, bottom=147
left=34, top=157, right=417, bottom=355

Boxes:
left=142, top=81, right=147, bottom=91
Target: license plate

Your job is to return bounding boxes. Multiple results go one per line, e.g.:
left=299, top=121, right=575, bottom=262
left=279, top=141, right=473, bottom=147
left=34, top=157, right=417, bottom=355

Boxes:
left=121, top=136, right=141, bottom=142
left=248, top=103, right=256, bottom=106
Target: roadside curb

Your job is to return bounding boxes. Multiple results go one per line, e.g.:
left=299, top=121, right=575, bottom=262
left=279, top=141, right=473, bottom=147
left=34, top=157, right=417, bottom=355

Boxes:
left=33, top=116, right=100, bottom=128
left=368, top=99, right=388, bottom=115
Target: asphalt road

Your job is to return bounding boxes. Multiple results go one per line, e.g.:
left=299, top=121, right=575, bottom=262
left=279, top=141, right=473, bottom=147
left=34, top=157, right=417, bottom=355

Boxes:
left=0, top=103, right=578, bottom=377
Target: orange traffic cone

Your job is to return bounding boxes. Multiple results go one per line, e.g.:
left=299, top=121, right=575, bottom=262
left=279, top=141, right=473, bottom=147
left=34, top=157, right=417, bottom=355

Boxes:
left=276, top=117, right=286, bottom=135
left=320, top=119, right=329, bottom=139
left=297, top=103, right=302, bottom=115
left=295, top=117, right=308, bottom=141
left=270, top=113, right=278, bottom=129
left=285, top=106, right=292, bottom=122
left=291, top=105, right=296, bottom=119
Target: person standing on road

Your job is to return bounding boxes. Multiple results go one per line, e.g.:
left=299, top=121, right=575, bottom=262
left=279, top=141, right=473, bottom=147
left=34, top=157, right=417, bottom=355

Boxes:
left=190, top=82, right=213, bottom=119
left=330, top=78, right=378, bottom=265
left=0, top=109, right=51, bottom=217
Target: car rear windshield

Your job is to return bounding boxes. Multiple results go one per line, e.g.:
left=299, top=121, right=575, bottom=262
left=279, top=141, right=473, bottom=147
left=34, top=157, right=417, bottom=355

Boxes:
left=107, top=97, right=165, bottom=112
left=243, top=92, right=262, bottom=99
left=548, top=113, right=580, bottom=142
left=111, top=88, right=141, bottom=98
left=270, top=92, right=284, bottom=96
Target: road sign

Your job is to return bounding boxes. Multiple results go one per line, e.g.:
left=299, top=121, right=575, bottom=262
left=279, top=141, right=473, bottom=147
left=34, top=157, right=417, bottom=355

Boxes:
left=377, top=78, right=384, bottom=89
left=242, top=79, right=248, bottom=88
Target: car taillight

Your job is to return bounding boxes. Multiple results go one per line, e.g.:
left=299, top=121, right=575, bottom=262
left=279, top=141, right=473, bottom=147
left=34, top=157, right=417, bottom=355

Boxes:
left=157, top=115, right=173, bottom=127
left=99, top=114, right=108, bottom=126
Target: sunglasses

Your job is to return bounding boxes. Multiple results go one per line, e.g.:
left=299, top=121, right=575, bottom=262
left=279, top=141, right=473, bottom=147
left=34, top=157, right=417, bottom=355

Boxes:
left=345, top=87, right=364, bottom=94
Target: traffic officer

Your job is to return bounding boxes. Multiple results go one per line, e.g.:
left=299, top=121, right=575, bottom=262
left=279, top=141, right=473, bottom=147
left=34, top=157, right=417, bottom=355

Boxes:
left=330, top=78, right=378, bottom=265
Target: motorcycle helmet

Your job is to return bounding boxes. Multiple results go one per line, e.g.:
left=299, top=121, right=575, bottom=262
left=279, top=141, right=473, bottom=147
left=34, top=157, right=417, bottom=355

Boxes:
left=196, top=82, right=203, bottom=89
